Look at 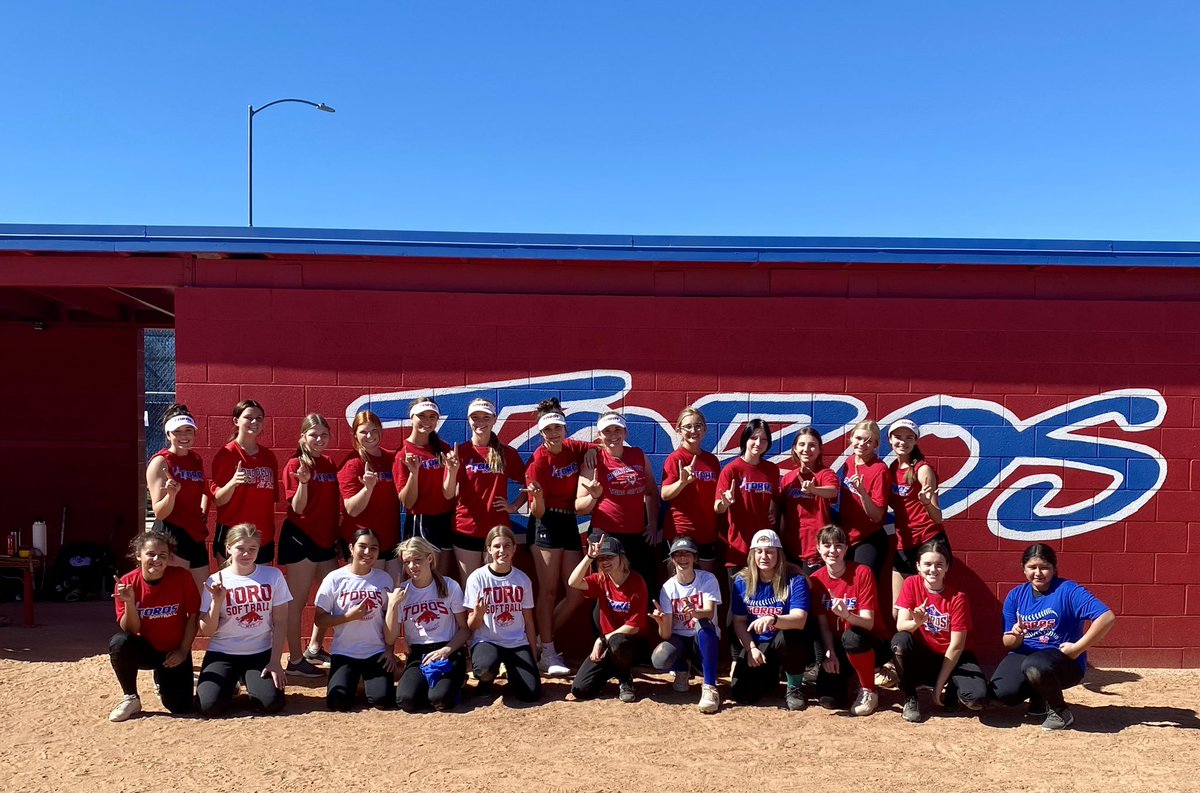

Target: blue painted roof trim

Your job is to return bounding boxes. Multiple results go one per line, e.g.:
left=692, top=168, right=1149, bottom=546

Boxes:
left=1, top=223, right=1199, bottom=268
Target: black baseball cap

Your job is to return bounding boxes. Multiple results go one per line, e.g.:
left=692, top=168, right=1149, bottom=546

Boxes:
left=668, top=537, right=699, bottom=556
left=593, top=534, right=625, bottom=557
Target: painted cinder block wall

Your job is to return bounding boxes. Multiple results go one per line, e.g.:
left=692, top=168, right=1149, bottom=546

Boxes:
left=171, top=256, right=1200, bottom=669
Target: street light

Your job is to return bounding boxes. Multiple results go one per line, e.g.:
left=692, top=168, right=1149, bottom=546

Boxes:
left=247, top=98, right=336, bottom=227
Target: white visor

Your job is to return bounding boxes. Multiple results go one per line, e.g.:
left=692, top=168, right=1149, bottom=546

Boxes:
left=409, top=400, right=440, bottom=418
left=164, top=415, right=197, bottom=433
left=888, top=418, right=920, bottom=439
left=467, top=398, right=497, bottom=416
left=597, top=414, right=628, bottom=432
left=537, top=412, right=567, bottom=431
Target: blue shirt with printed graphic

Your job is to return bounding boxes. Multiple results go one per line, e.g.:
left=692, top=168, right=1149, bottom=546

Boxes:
left=1002, top=577, right=1110, bottom=671
left=730, top=574, right=809, bottom=643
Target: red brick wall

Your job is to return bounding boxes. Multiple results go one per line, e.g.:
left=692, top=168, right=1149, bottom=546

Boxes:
left=176, top=275, right=1199, bottom=668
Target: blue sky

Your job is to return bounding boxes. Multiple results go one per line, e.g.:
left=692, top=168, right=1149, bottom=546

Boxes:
left=3, top=2, right=1198, bottom=240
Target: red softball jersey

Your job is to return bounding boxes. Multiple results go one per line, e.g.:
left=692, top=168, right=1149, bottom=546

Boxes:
left=808, top=561, right=887, bottom=639
left=716, top=457, right=780, bottom=568
left=838, top=456, right=890, bottom=547
left=661, top=448, right=721, bottom=544
left=114, top=566, right=200, bottom=653
left=151, top=449, right=207, bottom=541
left=337, top=449, right=400, bottom=547
left=452, top=441, right=526, bottom=538
left=283, top=453, right=340, bottom=548
left=889, top=460, right=944, bottom=551
left=525, top=439, right=591, bottom=511
left=896, top=573, right=972, bottom=655
left=590, top=447, right=655, bottom=535
left=582, top=571, right=650, bottom=636
left=393, top=439, right=453, bottom=515
left=778, top=466, right=838, bottom=563
left=209, top=442, right=280, bottom=544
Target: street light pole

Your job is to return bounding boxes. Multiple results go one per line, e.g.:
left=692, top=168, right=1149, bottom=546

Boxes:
left=247, top=98, right=336, bottom=227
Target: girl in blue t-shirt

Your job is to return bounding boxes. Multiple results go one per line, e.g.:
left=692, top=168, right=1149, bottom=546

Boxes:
left=729, top=529, right=810, bottom=710
left=989, top=543, right=1116, bottom=731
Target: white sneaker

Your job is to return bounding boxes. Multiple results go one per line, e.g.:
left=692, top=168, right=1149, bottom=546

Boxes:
left=698, top=685, right=720, bottom=714
left=109, top=694, right=142, bottom=723
left=672, top=670, right=691, bottom=692
left=538, top=648, right=570, bottom=677
left=851, top=688, right=879, bottom=716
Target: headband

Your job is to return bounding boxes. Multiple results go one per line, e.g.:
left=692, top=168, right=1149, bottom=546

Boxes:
left=597, top=414, right=628, bottom=432
left=409, top=401, right=440, bottom=418
left=537, top=412, right=567, bottom=431
left=164, top=415, right=197, bottom=433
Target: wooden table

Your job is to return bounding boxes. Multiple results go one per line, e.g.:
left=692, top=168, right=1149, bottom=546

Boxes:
left=0, top=555, right=43, bottom=626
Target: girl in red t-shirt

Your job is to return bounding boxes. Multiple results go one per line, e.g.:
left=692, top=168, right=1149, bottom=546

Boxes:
left=394, top=397, right=455, bottom=578
left=714, top=419, right=780, bottom=570
left=338, top=410, right=400, bottom=578
left=279, top=414, right=339, bottom=678
left=442, top=397, right=526, bottom=585
left=210, top=400, right=279, bottom=565
left=525, top=397, right=593, bottom=678
left=777, top=427, right=839, bottom=572
left=886, top=418, right=946, bottom=614
left=890, top=538, right=986, bottom=723
left=147, top=404, right=209, bottom=590
left=577, top=411, right=661, bottom=592
left=661, top=407, right=721, bottom=573
left=839, top=420, right=891, bottom=580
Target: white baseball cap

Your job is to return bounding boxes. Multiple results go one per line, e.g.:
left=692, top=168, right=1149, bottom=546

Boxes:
left=750, top=529, right=783, bottom=550
left=888, top=418, right=920, bottom=438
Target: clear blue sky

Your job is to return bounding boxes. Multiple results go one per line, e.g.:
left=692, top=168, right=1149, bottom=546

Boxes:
left=3, top=2, right=1198, bottom=240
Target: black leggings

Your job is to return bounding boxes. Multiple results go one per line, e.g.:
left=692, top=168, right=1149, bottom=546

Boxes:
left=327, top=653, right=395, bottom=711
left=571, top=634, right=649, bottom=700
left=198, top=649, right=285, bottom=718
left=815, top=626, right=890, bottom=703
left=990, top=649, right=1084, bottom=710
left=471, top=642, right=541, bottom=702
left=849, top=530, right=889, bottom=580
left=396, top=642, right=467, bottom=712
left=108, top=632, right=193, bottom=713
left=889, top=631, right=987, bottom=706
left=730, top=629, right=808, bottom=704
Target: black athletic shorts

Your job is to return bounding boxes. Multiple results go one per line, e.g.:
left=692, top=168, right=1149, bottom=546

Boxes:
left=402, top=512, right=454, bottom=552
left=162, top=521, right=210, bottom=569
left=276, top=519, right=338, bottom=565
left=530, top=509, right=584, bottom=551
left=893, top=531, right=951, bottom=576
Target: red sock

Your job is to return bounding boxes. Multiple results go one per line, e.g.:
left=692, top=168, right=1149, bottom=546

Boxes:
left=848, top=652, right=876, bottom=690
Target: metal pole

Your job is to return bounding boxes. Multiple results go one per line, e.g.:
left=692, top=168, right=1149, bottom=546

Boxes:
left=247, top=104, right=254, bottom=227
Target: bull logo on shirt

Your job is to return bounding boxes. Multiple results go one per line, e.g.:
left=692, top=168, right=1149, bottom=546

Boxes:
left=236, top=611, right=264, bottom=627
left=414, top=610, right=439, bottom=626
left=496, top=611, right=515, bottom=625
left=348, top=372, right=1166, bottom=542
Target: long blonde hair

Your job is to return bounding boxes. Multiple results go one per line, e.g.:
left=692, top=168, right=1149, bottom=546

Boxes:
left=222, top=522, right=262, bottom=568
left=850, top=419, right=881, bottom=447
left=739, top=548, right=788, bottom=603
left=295, top=413, right=330, bottom=469
left=395, top=536, right=448, bottom=598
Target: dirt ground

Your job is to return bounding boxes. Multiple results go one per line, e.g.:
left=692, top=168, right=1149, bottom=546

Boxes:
left=1, top=601, right=1197, bottom=793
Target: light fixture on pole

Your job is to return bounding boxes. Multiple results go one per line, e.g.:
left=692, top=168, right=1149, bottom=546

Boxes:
left=247, top=99, right=336, bottom=227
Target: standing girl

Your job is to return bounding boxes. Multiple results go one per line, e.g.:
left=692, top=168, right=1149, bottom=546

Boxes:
left=838, top=420, right=891, bottom=582
left=568, top=534, right=651, bottom=704
left=280, top=414, right=339, bottom=678
left=463, top=525, right=541, bottom=703
left=887, top=419, right=945, bottom=611
left=576, top=411, right=661, bottom=592
left=442, top=398, right=526, bottom=585
left=648, top=536, right=722, bottom=713
left=890, top=538, right=987, bottom=722
left=729, top=529, right=810, bottom=711
left=777, top=427, right=839, bottom=572
left=394, top=397, right=455, bottom=577
left=660, top=407, right=721, bottom=573
left=146, top=404, right=209, bottom=590
left=525, top=397, right=593, bottom=678
left=108, top=529, right=199, bottom=722
left=386, top=537, right=471, bottom=712
left=338, top=409, right=401, bottom=579
left=196, top=523, right=290, bottom=718
left=715, top=420, right=780, bottom=571
left=989, top=544, right=1116, bottom=730
left=210, top=399, right=279, bottom=565
left=314, top=528, right=399, bottom=711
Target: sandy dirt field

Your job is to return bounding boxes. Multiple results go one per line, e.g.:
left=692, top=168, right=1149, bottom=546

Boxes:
left=1, top=601, right=1197, bottom=793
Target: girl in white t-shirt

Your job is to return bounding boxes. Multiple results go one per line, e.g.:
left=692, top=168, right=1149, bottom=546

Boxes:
left=386, top=536, right=471, bottom=711
left=649, top=536, right=722, bottom=714
left=314, top=528, right=399, bottom=710
left=197, top=523, right=291, bottom=717
left=463, top=525, right=541, bottom=702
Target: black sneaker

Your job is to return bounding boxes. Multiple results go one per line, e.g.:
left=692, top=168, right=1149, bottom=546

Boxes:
left=817, top=695, right=839, bottom=710
left=303, top=646, right=332, bottom=666
left=618, top=681, right=637, bottom=703
left=902, top=696, right=922, bottom=723
left=1042, top=706, right=1075, bottom=731
left=1027, top=697, right=1048, bottom=718
left=785, top=686, right=807, bottom=711
left=802, top=662, right=820, bottom=685
left=286, top=658, right=324, bottom=679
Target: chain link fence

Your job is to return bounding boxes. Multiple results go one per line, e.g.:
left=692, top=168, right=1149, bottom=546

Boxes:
left=144, top=328, right=176, bottom=466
